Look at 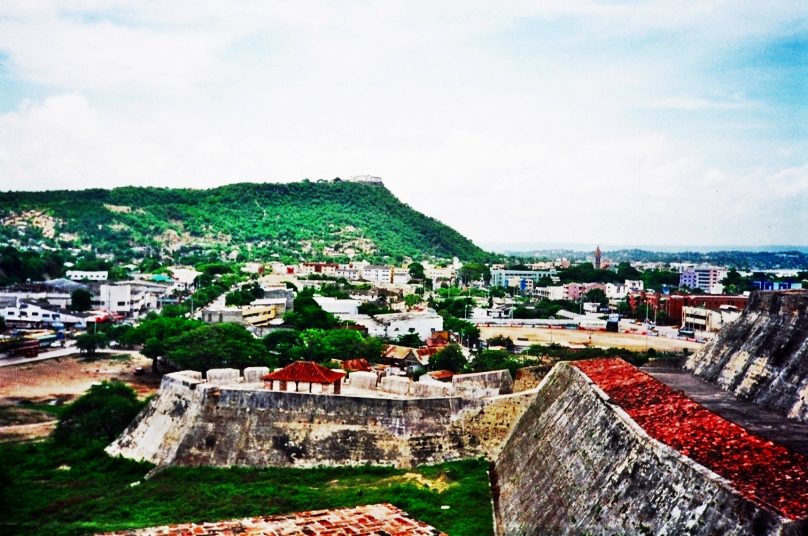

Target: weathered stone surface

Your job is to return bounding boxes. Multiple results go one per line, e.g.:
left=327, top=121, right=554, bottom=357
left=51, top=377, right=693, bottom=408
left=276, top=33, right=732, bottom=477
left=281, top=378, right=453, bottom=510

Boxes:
left=243, top=367, right=270, bottom=383
left=107, top=371, right=538, bottom=468
left=685, top=290, right=808, bottom=423
left=206, top=368, right=241, bottom=386
left=453, top=369, right=513, bottom=397
left=379, top=375, right=411, bottom=396
left=493, top=362, right=807, bottom=535
left=348, top=371, right=378, bottom=390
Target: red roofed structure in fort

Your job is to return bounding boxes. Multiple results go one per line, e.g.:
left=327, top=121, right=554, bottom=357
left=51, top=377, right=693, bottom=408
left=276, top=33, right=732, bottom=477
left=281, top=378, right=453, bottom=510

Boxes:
left=263, top=361, right=346, bottom=394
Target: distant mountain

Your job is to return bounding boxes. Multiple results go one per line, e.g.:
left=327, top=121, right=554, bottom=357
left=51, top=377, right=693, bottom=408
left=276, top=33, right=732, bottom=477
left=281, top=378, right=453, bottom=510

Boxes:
left=0, top=180, right=488, bottom=262
left=499, top=247, right=808, bottom=271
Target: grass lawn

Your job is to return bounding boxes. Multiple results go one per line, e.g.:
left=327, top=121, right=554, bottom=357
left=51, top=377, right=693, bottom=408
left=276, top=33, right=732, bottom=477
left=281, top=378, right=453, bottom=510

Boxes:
left=0, top=440, right=494, bottom=535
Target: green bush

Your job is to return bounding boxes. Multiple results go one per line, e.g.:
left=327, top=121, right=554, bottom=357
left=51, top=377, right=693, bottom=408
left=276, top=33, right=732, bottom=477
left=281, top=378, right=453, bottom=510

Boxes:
left=53, top=381, right=145, bottom=446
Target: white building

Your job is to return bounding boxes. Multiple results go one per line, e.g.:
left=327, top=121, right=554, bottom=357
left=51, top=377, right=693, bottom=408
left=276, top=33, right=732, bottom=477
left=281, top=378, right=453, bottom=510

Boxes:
left=361, top=265, right=409, bottom=285
left=0, top=299, right=85, bottom=327
left=313, top=296, right=360, bottom=315
left=66, top=270, right=108, bottom=282
left=169, top=267, right=202, bottom=291
left=374, top=309, right=444, bottom=340
left=490, top=269, right=558, bottom=289
left=534, top=286, right=566, bottom=301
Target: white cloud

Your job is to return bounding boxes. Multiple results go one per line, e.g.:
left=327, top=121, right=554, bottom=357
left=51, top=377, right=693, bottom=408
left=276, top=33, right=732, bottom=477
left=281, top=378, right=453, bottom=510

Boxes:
left=0, top=1, right=806, bottom=246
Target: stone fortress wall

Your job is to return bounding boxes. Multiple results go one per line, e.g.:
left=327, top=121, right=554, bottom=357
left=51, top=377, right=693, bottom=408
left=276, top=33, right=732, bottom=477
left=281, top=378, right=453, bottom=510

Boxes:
left=685, top=290, right=808, bottom=423
left=493, top=362, right=808, bottom=536
left=107, top=368, right=536, bottom=468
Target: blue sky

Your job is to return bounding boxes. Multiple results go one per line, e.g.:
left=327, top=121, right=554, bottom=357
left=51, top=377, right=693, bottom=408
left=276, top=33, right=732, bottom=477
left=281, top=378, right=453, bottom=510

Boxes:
left=0, top=1, right=806, bottom=247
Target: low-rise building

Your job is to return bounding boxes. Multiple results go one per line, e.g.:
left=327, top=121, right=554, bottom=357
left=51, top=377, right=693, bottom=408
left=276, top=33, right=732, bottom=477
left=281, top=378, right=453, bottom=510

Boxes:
left=313, top=296, right=360, bottom=315
left=66, top=270, right=108, bottom=282
left=0, top=299, right=85, bottom=327
left=374, top=309, right=443, bottom=340
left=490, top=269, right=557, bottom=289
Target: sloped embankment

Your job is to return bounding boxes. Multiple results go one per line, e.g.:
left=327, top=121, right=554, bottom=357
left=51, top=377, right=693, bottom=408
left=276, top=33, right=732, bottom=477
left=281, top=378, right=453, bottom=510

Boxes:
left=493, top=359, right=808, bottom=535
left=684, top=290, right=808, bottom=423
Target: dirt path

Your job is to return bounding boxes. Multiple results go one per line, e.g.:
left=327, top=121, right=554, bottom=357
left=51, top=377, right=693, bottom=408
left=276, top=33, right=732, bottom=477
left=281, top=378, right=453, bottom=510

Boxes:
left=0, top=352, right=161, bottom=441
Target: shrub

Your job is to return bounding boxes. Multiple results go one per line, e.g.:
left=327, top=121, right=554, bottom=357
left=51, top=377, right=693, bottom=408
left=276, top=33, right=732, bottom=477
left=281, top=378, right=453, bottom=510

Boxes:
left=54, top=381, right=145, bottom=446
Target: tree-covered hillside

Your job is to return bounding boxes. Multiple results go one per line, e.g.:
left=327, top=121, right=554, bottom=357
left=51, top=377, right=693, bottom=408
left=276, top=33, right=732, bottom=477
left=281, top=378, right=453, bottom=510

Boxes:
left=0, top=181, right=488, bottom=262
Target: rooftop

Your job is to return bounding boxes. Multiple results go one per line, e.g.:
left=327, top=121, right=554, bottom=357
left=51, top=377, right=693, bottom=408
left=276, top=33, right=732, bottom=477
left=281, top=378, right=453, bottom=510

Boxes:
left=101, top=503, right=444, bottom=535
left=575, top=358, right=808, bottom=520
left=263, top=361, right=345, bottom=384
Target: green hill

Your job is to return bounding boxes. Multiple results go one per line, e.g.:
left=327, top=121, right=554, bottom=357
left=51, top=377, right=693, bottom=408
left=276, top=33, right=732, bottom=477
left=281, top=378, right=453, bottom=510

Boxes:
left=0, top=180, right=487, bottom=263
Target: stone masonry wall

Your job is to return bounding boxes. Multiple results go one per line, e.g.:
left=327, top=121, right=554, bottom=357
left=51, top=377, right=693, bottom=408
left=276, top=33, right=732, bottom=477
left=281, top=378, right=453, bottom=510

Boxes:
left=493, top=362, right=805, bottom=535
left=107, top=372, right=538, bottom=468
left=685, top=290, right=808, bottom=423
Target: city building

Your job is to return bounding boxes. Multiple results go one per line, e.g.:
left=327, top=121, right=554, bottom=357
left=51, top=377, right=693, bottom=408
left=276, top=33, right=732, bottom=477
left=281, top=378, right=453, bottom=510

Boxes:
left=678, top=265, right=728, bottom=293
left=490, top=269, right=558, bottom=289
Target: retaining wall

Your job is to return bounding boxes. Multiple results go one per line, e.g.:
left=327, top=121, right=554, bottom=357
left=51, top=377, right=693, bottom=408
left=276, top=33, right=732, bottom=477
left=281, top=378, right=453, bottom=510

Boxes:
left=107, top=371, right=537, bottom=468
left=685, top=290, right=808, bottom=423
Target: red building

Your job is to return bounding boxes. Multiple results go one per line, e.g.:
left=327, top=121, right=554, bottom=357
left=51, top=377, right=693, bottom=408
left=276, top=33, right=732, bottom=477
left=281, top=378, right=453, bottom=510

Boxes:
left=629, top=292, right=748, bottom=325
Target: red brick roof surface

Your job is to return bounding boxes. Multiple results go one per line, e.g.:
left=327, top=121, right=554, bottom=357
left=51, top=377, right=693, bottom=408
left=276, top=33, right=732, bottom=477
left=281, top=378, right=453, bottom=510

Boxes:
left=342, top=358, right=372, bottom=372
left=574, top=358, right=808, bottom=520
left=100, top=503, right=445, bottom=535
left=262, top=361, right=345, bottom=384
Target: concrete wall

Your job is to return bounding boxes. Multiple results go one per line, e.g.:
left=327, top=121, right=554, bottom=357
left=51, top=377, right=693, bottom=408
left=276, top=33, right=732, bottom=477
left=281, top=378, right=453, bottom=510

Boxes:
left=493, top=362, right=805, bottom=535
left=685, top=291, right=808, bottom=423
left=107, top=371, right=538, bottom=469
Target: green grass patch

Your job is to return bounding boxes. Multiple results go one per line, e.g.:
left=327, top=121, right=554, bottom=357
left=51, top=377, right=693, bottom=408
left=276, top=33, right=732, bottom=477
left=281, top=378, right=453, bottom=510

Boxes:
left=0, top=440, right=493, bottom=536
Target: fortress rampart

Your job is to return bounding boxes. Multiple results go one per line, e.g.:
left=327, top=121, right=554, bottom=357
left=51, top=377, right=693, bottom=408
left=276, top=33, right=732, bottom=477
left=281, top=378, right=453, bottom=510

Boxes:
left=493, top=360, right=808, bottom=535
left=685, top=290, right=808, bottom=423
left=107, top=369, right=536, bottom=468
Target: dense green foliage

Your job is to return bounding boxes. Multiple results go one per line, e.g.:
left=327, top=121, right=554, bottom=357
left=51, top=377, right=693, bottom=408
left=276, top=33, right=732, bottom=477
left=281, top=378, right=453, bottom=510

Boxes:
left=164, top=323, right=274, bottom=372
left=53, top=381, right=145, bottom=446
left=0, top=441, right=492, bottom=536
left=0, top=181, right=488, bottom=262
left=70, top=288, right=93, bottom=312
left=75, top=331, right=108, bottom=355
left=283, top=290, right=340, bottom=330
left=524, top=343, right=675, bottom=367
left=0, top=245, right=65, bottom=285
left=429, top=344, right=467, bottom=372
left=225, top=282, right=265, bottom=306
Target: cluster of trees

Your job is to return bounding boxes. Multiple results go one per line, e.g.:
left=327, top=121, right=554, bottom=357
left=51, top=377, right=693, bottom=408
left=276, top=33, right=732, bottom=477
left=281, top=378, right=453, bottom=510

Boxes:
left=0, top=246, right=65, bottom=285
left=225, top=282, right=265, bottom=306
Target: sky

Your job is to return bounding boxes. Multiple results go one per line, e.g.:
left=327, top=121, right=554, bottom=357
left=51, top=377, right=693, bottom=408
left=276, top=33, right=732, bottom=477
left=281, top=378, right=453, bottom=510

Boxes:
left=0, top=1, right=807, bottom=249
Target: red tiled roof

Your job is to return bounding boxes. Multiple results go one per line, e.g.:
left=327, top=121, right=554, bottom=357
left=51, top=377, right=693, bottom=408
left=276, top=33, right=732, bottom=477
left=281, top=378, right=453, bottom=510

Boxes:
left=263, top=361, right=345, bottom=384
left=100, top=503, right=445, bottom=535
left=342, top=358, right=372, bottom=372
left=429, top=370, right=454, bottom=381
left=574, top=358, right=808, bottom=520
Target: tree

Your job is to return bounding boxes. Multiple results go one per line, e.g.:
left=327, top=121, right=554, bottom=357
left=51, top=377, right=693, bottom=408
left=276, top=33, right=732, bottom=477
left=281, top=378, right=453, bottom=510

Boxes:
left=294, top=329, right=384, bottom=364
left=404, top=294, right=422, bottom=309
left=616, top=262, right=641, bottom=280
left=429, top=344, right=467, bottom=372
left=583, top=288, right=608, bottom=307
left=54, top=381, right=144, bottom=445
left=358, top=300, right=393, bottom=316
left=487, top=335, right=515, bottom=351
left=164, top=323, right=273, bottom=372
left=283, top=290, right=339, bottom=330
left=408, top=262, right=425, bottom=280
left=396, top=331, right=423, bottom=347
left=121, top=315, right=203, bottom=372
left=76, top=331, right=108, bottom=355
left=71, top=288, right=93, bottom=312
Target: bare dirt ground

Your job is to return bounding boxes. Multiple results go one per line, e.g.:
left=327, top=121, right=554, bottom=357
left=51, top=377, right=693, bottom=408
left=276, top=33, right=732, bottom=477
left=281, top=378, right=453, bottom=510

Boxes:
left=480, top=326, right=704, bottom=353
left=0, top=351, right=161, bottom=441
